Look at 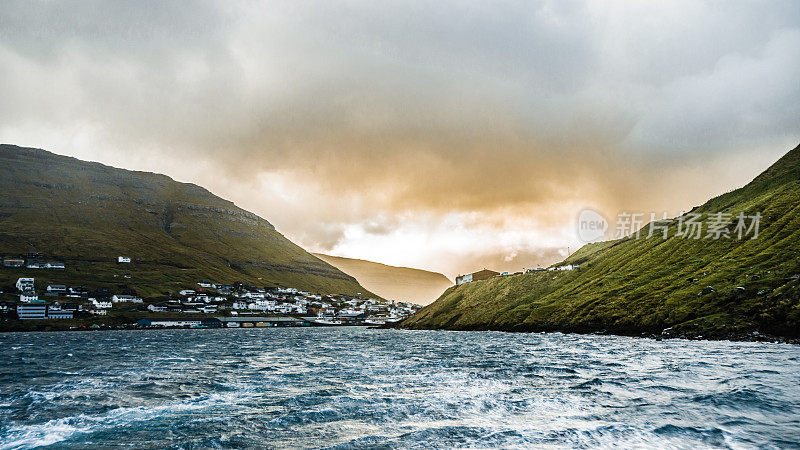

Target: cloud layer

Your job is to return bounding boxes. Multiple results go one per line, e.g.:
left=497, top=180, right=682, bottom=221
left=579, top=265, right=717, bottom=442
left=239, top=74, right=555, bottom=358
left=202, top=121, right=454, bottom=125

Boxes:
left=1, top=1, right=798, bottom=276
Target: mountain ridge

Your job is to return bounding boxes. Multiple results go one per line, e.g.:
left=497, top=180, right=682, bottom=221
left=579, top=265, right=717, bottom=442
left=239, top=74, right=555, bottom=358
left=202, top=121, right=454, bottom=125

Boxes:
left=0, top=144, right=373, bottom=297
left=403, top=143, right=800, bottom=340
left=312, top=253, right=452, bottom=305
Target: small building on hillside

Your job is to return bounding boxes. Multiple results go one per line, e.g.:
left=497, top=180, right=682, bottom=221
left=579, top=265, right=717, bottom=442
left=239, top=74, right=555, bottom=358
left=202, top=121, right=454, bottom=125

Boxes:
left=16, top=277, right=34, bottom=291
left=455, top=269, right=500, bottom=285
left=231, top=300, right=248, bottom=310
left=91, top=298, right=112, bottom=309
left=549, top=264, right=579, bottom=271
left=148, top=304, right=168, bottom=312
left=112, top=294, right=142, bottom=303
left=68, top=286, right=88, bottom=297
left=118, top=256, right=131, bottom=263
left=46, top=285, right=67, bottom=294
left=20, top=291, right=39, bottom=303
left=2, top=258, right=24, bottom=267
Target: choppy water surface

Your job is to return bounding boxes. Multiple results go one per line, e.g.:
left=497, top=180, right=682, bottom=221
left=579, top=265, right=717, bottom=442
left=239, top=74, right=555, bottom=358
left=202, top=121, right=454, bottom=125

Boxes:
left=0, top=328, right=798, bottom=449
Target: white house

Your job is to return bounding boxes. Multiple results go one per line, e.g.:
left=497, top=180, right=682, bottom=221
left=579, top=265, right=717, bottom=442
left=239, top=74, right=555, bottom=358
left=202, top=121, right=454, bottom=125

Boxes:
left=338, top=308, right=364, bottom=318
left=148, top=304, right=167, bottom=312
left=20, top=291, right=39, bottom=303
left=456, top=274, right=473, bottom=285
left=255, top=299, right=276, bottom=311
left=179, top=289, right=195, bottom=296
left=16, top=277, right=34, bottom=291
left=199, top=305, right=217, bottom=314
left=231, top=300, right=249, bottom=310
left=91, top=299, right=112, bottom=309
left=197, top=281, right=216, bottom=288
left=112, top=294, right=142, bottom=303
left=118, top=256, right=131, bottom=263
left=275, top=303, right=294, bottom=314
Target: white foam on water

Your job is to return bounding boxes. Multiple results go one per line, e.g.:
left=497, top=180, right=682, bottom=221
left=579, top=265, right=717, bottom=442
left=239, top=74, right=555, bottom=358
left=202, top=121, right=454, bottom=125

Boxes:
left=0, top=389, right=257, bottom=449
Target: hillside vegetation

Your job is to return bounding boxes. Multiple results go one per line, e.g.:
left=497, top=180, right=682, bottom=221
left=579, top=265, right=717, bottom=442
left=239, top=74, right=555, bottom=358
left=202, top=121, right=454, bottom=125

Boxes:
left=0, top=145, right=372, bottom=297
left=313, top=253, right=452, bottom=305
left=403, top=144, right=800, bottom=340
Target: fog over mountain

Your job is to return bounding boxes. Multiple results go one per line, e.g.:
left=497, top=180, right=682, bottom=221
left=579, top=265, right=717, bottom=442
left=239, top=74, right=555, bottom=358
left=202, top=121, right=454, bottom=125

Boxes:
left=313, top=253, right=452, bottom=305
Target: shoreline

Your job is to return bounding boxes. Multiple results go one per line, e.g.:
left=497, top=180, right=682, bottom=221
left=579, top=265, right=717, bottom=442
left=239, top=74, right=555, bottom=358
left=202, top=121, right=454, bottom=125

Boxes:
left=394, top=321, right=800, bottom=345
left=0, top=321, right=374, bottom=333
left=3, top=320, right=797, bottom=345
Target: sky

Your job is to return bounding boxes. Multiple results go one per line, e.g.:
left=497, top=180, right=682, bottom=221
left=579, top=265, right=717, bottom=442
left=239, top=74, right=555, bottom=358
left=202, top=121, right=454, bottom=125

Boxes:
left=1, top=1, right=798, bottom=278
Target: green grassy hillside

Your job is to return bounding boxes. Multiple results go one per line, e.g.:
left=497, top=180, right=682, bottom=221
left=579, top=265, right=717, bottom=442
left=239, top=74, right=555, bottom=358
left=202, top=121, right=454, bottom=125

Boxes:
left=403, top=143, right=800, bottom=340
left=313, top=253, right=452, bottom=305
left=0, top=144, right=373, bottom=297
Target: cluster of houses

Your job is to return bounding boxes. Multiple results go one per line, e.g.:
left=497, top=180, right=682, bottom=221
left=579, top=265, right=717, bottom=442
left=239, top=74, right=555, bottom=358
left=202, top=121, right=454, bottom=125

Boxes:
left=0, top=275, right=420, bottom=326
left=2, top=277, right=141, bottom=319
left=455, top=264, right=580, bottom=285
left=147, top=281, right=419, bottom=325
left=2, top=253, right=65, bottom=270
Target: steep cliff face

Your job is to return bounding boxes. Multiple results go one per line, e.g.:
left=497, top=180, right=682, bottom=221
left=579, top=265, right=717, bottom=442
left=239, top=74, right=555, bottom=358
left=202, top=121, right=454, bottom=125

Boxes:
left=0, top=144, right=373, bottom=297
left=403, top=144, right=800, bottom=340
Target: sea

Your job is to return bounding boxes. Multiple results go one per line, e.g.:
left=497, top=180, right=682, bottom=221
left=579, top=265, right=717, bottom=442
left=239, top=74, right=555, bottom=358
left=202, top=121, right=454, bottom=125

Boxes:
left=0, top=327, right=798, bottom=449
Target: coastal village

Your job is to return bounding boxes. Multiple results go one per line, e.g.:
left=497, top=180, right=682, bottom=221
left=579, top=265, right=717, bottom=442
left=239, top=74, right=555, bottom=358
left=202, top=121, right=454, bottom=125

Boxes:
left=0, top=253, right=420, bottom=329
left=2, top=251, right=575, bottom=331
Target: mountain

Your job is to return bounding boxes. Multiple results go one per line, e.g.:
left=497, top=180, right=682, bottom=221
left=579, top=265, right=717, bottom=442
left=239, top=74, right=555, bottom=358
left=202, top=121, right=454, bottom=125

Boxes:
left=0, top=144, right=373, bottom=297
left=312, top=253, right=452, bottom=305
left=403, top=143, right=800, bottom=340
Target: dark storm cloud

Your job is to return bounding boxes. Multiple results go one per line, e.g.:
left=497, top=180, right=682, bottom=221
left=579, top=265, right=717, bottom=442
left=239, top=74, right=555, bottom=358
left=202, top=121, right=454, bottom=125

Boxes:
left=0, top=1, right=798, bottom=274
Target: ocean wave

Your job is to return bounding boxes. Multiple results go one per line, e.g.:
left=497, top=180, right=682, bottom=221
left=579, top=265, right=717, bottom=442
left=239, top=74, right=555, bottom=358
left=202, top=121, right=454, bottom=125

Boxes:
left=0, top=328, right=798, bottom=448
